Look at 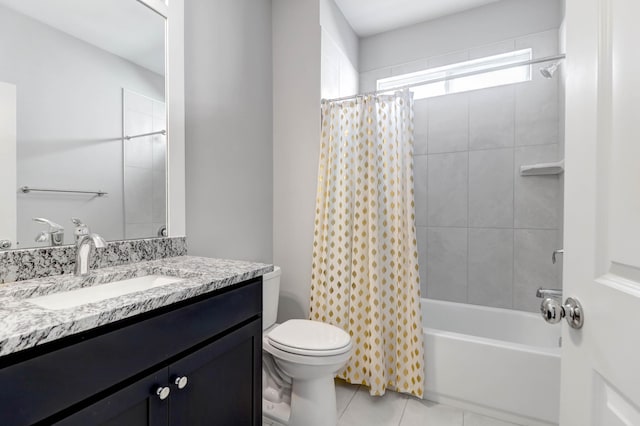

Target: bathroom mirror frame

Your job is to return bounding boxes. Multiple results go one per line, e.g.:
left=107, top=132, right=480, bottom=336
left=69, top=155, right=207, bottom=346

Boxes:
left=145, top=0, right=186, bottom=239
left=1, top=0, right=185, bottom=251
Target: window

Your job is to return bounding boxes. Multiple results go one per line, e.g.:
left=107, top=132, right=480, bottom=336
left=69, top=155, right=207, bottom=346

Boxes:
left=377, top=48, right=532, bottom=99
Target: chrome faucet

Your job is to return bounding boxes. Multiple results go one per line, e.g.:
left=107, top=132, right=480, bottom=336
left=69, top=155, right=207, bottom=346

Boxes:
left=536, top=288, right=562, bottom=299
left=33, top=218, right=65, bottom=246
left=75, top=233, right=106, bottom=276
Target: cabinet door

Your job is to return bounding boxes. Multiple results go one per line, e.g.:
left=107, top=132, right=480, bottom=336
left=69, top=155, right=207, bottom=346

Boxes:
left=169, top=319, right=262, bottom=426
left=55, top=370, right=169, bottom=426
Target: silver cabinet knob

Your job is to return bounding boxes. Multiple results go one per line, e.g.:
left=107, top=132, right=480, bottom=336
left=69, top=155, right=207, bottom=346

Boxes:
left=156, top=386, right=171, bottom=400
left=174, top=376, right=188, bottom=390
left=0, top=240, right=11, bottom=250
left=540, top=297, right=584, bottom=329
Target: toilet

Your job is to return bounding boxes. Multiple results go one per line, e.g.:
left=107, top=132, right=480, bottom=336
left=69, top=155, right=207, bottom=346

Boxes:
left=262, top=267, right=352, bottom=426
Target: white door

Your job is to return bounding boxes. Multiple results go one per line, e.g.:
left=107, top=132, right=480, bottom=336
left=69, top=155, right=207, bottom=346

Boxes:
left=562, top=0, right=640, bottom=424
left=0, top=82, right=16, bottom=250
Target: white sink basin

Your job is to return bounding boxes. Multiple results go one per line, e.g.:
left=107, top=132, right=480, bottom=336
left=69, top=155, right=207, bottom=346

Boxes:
left=28, top=275, right=184, bottom=310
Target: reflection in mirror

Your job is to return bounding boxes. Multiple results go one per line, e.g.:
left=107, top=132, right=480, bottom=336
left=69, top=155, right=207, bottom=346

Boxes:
left=0, top=0, right=166, bottom=250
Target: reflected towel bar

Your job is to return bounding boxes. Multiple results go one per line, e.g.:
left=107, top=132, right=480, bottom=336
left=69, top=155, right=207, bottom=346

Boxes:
left=124, top=129, right=166, bottom=140
left=20, top=186, right=107, bottom=197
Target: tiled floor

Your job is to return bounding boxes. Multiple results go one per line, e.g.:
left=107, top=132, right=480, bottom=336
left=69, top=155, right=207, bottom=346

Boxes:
left=335, top=380, right=521, bottom=426
left=264, top=379, right=523, bottom=426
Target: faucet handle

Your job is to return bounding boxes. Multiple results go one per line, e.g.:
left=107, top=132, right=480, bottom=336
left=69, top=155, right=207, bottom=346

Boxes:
left=72, top=219, right=105, bottom=247
left=71, top=217, right=90, bottom=240
left=33, top=217, right=64, bottom=232
left=552, top=249, right=564, bottom=264
left=71, top=217, right=85, bottom=227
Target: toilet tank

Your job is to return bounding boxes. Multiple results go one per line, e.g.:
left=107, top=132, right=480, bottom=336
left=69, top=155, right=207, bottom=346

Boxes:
left=262, top=266, right=281, bottom=330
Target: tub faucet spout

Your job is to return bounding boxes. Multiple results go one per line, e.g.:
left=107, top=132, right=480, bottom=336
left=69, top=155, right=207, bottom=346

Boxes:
left=536, top=288, right=562, bottom=299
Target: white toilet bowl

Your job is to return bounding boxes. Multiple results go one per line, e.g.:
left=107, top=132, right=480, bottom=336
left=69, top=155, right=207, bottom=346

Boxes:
left=262, top=320, right=352, bottom=426
left=262, top=268, right=352, bottom=426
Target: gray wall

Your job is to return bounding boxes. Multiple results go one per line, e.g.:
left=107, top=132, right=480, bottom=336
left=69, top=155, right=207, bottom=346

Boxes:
left=185, top=0, right=273, bottom=263
left=273, top=0, right=321, bottom=321
left=320, top=0, right=359, bottom=72
left=320, top=0, right=359, bottom=99
left=359, top=0, right=562, bottom=74
left=273, top=0, right=359, bottom=322
left=0, top=5, right=164, bottom=248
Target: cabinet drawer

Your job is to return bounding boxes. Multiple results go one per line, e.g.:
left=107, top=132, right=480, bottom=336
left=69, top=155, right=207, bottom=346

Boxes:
left=0, top=278, right=261, bottom=425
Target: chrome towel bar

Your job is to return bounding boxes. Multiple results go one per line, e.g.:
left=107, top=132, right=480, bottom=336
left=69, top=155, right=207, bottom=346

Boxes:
left=124, top=129, right=166, bottom=140
left=20, top=186, right=107, bottom=197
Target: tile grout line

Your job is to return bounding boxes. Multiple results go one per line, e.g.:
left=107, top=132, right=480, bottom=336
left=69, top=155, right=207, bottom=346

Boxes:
left=466, top=93, right=470, bottom=304
left=424, top=98, right=430, bottom=297
left=425, top=225, right=557, bottom=231
left=423, top=141, right=557, bottom=157
left=339, top=384, right=361, bottom=420
left=512, top=83, right=517, bottom=310
left=396, top=396, right=410, bottom=426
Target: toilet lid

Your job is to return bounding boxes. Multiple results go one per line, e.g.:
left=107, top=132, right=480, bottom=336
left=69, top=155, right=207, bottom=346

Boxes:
left=267, top=320, right=351, bottom=355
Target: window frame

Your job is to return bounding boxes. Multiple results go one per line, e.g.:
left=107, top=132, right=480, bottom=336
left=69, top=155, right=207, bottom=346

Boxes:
left=376, top=48, right=533, bottom=99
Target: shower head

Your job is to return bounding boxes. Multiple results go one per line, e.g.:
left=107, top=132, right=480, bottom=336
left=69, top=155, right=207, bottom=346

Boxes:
left=540, top=61, right=560, bottom=79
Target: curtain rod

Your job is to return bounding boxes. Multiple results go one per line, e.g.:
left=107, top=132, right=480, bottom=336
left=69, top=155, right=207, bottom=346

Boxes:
left=322, top=53, right=566, bottom=104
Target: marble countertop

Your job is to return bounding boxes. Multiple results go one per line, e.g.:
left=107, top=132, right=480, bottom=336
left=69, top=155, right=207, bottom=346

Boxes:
left=0, top=256, right=273, bottom=357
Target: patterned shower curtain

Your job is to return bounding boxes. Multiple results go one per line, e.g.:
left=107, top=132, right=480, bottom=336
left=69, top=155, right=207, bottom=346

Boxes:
left=310, top=90, right=424, bottom=398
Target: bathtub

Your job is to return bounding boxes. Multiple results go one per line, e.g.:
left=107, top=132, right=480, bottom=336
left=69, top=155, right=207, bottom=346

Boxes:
left=422, top=298, right=561, bottom=426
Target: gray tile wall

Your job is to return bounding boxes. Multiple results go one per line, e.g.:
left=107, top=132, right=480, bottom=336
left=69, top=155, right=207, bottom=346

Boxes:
left=411, top=31, right=563, bottom=312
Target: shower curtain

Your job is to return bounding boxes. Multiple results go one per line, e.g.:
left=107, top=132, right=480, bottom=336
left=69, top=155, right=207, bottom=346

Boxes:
left=310, top=90, right=424, bottom=397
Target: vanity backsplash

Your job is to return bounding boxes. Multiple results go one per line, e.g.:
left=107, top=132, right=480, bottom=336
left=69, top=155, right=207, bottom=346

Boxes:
left=0, top=237, right=187, bottom=284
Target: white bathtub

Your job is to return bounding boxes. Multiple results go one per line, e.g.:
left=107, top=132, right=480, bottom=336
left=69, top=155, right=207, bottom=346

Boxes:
left=422, top=298, right=561, bottom=426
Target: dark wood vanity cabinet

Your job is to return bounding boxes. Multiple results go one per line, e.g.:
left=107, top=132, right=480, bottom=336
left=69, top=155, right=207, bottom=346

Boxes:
left=58, top=319, right=261, bottom=426
left=56, top=369, right=168, bottom=426
left=0, top=278, right=262, bottom=426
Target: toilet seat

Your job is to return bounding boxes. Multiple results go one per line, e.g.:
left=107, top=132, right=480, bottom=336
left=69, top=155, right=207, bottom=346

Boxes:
left=267, top=319, right=351, bottom=357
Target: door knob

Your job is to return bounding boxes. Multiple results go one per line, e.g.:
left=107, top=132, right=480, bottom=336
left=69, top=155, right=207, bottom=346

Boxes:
left=155, top=386, right=171, bottom=400
left=540, top=298, right=563, bottom=324
left=540, top=297, right=584, bottom=329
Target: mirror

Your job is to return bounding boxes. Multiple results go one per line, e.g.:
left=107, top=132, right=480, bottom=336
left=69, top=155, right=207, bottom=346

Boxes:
left=0, top=0, right=166, bottom=250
